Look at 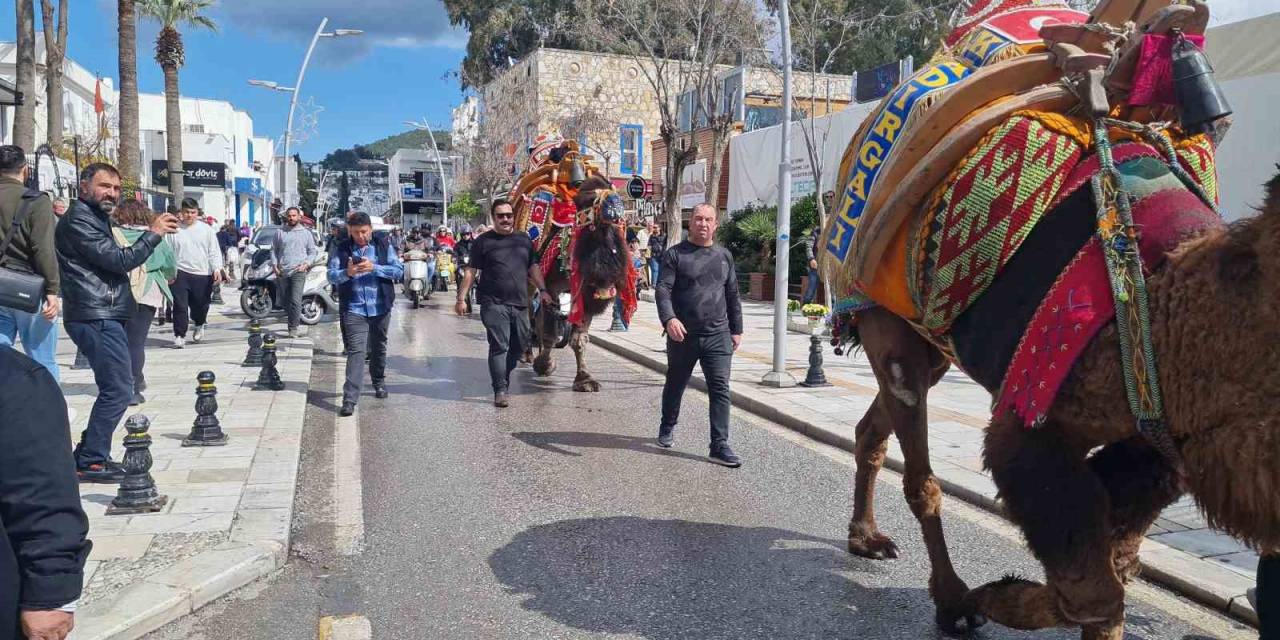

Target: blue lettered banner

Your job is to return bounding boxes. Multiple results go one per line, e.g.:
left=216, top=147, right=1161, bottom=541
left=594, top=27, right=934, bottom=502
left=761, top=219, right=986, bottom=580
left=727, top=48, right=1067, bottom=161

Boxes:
left=826, top=61, right=972, bottom=263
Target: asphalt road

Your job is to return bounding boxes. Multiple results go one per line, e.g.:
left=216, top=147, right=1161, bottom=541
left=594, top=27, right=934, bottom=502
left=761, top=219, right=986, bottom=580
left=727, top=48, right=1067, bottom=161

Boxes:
left=146, top=297, right=1254, bottom=640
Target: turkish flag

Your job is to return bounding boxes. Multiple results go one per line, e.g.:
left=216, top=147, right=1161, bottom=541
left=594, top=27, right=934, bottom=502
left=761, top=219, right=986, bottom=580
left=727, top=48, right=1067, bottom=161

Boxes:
left=94, top=78, right=104, bottom=114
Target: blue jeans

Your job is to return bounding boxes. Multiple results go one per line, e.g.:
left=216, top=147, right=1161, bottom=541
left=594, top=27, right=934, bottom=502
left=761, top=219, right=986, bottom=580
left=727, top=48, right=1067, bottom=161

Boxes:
left=612, top=297, right=629, bottom=330
left=648, top=259, right=660, bottom=286
left=0, top=304, right=59, bottom=382
left=65, top=319, right=133, bottom=467
left=426, top=262, right=437, bottom=291
left=802, top=267, right=820, bottom=304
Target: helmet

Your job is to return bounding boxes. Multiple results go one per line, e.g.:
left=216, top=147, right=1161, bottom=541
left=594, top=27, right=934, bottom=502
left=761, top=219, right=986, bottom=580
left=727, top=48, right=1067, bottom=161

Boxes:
left=438, top=225, right=449, bottom=234
left=460, top=223, right=473, bottom=234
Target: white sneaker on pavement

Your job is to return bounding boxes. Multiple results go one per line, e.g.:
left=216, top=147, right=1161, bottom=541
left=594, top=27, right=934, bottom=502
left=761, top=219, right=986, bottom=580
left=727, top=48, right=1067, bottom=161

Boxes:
left=192, top=325, right=205, bottom=343
left=173, top=336, right=185, bottom=349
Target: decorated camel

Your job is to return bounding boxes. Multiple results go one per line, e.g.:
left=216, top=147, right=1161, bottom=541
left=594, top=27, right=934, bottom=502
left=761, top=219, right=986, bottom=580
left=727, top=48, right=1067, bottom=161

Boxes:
left=815, top=0, right=1277, bottom=638
left=509, top=138, right=637, bottom=392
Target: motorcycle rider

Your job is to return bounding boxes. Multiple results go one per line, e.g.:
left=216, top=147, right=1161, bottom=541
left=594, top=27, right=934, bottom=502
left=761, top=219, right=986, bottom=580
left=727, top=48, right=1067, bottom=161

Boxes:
left=454, top=228, right=475, bottom=313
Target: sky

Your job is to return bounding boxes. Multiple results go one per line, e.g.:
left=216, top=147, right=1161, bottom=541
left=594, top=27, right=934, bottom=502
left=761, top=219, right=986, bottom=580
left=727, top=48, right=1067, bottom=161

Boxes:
left=0, top=0, right=467, bottom=161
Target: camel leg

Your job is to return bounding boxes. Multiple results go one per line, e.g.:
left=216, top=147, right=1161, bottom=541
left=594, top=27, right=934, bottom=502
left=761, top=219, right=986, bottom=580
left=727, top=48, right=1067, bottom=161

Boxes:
left=532, top=304, right=557, bottom=377
left=1088, top=437, right=1183, bottom=583
left=571, top=315, right=600, bottom=392
left=847, top=394, right=899, bottom=560
left=971, top=420, right=1126, bottom=634
left=856, top=310, right=977, bottom=632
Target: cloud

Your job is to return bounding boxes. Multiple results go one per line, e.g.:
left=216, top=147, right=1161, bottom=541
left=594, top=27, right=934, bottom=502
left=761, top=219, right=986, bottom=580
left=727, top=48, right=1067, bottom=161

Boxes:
left=219, top=0, right=466, bottom=64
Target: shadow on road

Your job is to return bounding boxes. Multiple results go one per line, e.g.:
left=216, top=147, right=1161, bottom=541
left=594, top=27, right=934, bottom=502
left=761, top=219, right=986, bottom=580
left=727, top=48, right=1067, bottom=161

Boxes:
left=509, top=431, right=707, bottom=463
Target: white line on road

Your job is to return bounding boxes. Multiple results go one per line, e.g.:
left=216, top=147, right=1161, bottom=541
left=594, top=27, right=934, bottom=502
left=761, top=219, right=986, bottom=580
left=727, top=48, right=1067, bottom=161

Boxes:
left=334, top=355, right=366, bottom=556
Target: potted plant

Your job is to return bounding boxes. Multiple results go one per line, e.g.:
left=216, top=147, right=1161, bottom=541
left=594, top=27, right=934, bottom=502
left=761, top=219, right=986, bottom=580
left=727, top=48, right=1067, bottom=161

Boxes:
left=801, top=303, right=829, bottom=334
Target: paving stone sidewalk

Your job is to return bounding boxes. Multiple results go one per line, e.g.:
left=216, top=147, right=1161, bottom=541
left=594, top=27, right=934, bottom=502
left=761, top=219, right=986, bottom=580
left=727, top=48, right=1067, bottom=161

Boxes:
left=596, top=293, right=1259, bottom=626
left=52, top=301, right=313, bottom=640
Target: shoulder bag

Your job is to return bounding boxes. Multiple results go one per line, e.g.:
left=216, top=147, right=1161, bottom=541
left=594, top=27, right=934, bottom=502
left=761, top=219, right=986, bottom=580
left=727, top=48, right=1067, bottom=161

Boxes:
left=0, top=194, right=47, bottom=313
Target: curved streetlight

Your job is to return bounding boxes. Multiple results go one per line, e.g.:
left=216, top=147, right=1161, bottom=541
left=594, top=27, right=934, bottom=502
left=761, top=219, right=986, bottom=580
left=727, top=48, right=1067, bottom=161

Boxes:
left=248, top=18, right=362, bottom=208
left=403, top=119, right=450, bottom=228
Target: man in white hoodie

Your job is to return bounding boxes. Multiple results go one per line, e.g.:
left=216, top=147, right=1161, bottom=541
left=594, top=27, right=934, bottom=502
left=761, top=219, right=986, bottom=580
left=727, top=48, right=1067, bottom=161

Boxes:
left=166, top=198, right=223, bottom=348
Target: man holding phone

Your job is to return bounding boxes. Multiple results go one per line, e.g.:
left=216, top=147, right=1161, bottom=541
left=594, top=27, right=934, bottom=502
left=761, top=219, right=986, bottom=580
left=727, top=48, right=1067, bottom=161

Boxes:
left=327, top=212, right=403, bottom=417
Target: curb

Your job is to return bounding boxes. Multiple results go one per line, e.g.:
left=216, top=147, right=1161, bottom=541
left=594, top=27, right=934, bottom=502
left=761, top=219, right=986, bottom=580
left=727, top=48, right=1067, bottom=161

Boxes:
left=591, top=332, right=1260, bottom=628
left=69, top=334, right=314, bottom=640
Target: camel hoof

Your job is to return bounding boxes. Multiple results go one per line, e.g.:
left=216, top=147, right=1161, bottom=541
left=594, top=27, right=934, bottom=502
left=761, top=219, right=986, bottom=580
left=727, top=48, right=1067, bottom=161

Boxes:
left=935, top=607, right=987, bottom=636
left=533, top=356, right=556, bottom=377
left=573, top=378, right=601, bottom=392
left=847, top=532, right=899, bottom=560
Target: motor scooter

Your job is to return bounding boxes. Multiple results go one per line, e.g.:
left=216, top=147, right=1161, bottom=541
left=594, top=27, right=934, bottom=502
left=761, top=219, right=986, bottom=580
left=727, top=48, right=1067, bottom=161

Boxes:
left=434, top=248, right=454, bottom=292
left=240, top=251, right=338, bottom=325
left=402, top=249, right=431, bottom=309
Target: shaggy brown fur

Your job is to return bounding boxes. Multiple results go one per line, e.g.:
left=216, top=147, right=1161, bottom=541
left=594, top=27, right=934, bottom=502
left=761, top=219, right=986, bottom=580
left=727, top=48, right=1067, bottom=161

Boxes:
left=532, top=175, right=633, bottom=392
left=846, top=167, right=1280, bottom=639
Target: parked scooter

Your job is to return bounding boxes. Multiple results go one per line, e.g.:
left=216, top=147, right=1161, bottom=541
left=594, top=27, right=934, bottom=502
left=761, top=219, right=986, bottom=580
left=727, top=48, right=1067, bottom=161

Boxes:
left=402, top=249, right=431, bottom=309
left=239, top=250, right=338, bottom=325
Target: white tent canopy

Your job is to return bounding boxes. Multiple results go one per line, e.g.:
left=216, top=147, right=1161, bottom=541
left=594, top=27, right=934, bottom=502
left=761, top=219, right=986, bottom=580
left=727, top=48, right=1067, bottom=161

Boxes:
left=1206, top=12, right=1280, bottom=220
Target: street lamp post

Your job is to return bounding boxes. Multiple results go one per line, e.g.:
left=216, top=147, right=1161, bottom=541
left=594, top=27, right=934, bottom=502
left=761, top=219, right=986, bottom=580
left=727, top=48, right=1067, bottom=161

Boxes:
left=249, top=18, right=362, bottom=208
left=763, top=0, right=796, bottom=388
left=404, top=119, right=450, bottom=229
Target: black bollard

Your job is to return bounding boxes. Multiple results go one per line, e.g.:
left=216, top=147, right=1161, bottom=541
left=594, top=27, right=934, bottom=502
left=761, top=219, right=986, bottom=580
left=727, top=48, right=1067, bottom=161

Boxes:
left=106, top=415, right=169, bottom=515
left=242, top=319, right=264, bottom=367
left=256, top=333, right=285, bottom=391
left=183, top=371, right=229, bottom=446
left=798, top=333, right=831, bottom=388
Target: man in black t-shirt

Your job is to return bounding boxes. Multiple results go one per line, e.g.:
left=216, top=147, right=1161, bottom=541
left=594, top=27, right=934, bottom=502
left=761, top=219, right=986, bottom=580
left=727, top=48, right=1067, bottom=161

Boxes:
left=456, top=199, right=552, bottom=407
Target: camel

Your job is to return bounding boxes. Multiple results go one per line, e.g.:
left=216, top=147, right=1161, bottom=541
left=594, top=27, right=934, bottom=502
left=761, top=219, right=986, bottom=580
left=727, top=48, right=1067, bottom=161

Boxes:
left=530, top=174, right=635, bottom=392
left=839, top=166, right=1280, bottom=640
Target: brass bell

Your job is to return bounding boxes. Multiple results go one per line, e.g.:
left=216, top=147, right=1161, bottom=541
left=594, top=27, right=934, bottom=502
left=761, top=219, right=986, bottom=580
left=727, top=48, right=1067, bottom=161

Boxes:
left=569, top=159, right=586, bottom=187
left=1172, top=34, right=1232, bottom=134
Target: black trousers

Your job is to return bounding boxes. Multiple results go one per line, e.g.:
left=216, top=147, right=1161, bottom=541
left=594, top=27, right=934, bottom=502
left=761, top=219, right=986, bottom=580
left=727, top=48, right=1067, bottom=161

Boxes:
left=341, top=311, right=391, bottom=404
left=661, top=330, right=733, bottom=447
left=480, top=303, right=530, bottom=393
left=125, top=304, right=157, bottom=393
left=1262, top=553, right=1279, bottom=639
left=171, top=271, right=213, bottom=337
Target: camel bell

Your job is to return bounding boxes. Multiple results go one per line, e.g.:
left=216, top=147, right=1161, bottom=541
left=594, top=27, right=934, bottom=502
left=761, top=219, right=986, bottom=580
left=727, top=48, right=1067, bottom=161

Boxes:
left=569, top=160, right=586, bottom=187
left=1172, top=35, right=1232, bottom=134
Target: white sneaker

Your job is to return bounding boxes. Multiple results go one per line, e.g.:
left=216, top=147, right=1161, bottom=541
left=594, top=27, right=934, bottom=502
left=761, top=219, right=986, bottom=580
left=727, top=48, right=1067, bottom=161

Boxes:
left=173, top=336, right=185, bottom=349
left=192, top=325, right=205, bottom=343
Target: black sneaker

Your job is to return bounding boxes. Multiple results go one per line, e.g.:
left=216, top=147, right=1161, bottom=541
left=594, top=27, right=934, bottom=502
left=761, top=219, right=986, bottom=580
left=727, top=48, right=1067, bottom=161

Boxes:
left=373, top=384, right=389, bottom=399
left=657, top=427, right=674, bottom=448
left=339, top=402, right=355, bottom=417
left=709, top=445, right=741, bottom=468
left=78, top=461, right=125, bottom=483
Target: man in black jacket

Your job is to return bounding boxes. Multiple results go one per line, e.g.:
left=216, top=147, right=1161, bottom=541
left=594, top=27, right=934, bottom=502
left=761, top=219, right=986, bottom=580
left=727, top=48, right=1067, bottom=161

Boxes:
left=55, top=163, right=178, bottom=483
left=1, top=348, right=91, bottom=640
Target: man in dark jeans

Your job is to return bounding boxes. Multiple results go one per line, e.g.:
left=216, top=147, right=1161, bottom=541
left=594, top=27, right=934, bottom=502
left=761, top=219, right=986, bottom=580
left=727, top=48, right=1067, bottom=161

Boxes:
left=455, top=199, right=552, bottom=408
left=273, top=206, right=317, bottom=338
left=1, top=348, right=90, bottom=639
left=802, top=225, right=821, bottom=304
left=655, top=203, right=744, bottom=467
left=56, top=163, right=177, bottom=482
left=327, top=211, right=402, bottom=417
left=647, top=223, right=666, bottom=287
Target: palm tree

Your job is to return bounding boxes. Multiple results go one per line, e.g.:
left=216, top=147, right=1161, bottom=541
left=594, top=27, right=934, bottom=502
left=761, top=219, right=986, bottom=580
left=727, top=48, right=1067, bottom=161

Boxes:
left=40, top=0, right=69, bottom=157
left=13, top=0, right=36, bottom=151
left=137, top=0, right=216, bottom=202
left=117, top=0, right=140, bottom=186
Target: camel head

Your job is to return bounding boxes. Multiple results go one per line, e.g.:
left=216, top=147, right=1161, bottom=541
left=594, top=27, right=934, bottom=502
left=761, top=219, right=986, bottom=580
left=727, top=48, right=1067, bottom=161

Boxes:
left=572, top=174, right=630, bottom=318
left=1161, top=164, right=1280, bottom=553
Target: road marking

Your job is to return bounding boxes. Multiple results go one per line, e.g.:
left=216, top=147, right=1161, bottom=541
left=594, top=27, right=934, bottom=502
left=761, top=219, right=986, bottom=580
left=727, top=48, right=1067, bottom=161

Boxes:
left=333, top=355, right=366, bottom=556
left=317, top=614, right=371, bottom=640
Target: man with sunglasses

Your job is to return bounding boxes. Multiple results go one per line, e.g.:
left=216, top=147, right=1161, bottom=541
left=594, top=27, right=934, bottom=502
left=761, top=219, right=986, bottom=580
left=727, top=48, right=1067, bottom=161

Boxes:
left=456, top=199, right=552, bottom=407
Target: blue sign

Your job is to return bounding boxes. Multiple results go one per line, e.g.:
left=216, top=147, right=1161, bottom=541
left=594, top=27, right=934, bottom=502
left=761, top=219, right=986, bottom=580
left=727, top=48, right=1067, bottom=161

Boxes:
left=402, top=186, right=424, bottom=199
left=234, top=177, right=264, bottom=198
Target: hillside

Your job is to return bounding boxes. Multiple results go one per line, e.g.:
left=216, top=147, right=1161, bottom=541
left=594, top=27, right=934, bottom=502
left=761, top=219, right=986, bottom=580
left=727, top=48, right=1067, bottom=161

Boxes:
left=320, top=129, right=454, bottom=171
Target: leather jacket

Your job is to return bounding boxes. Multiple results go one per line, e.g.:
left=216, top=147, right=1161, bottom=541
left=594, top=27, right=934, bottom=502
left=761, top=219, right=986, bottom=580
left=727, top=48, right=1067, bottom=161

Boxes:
left=55, top=199, right=163, bottom=322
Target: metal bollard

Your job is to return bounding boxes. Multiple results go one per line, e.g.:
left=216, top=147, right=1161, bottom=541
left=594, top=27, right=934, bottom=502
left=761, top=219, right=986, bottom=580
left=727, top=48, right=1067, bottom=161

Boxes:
left=256, top=333, right=285, bottom=391
left=183, top=371, right=229, bottom=446
left=242, top=319, right=264, bottom=367
left=106, top=415, right=169, bottom=515
left=798, top=333, right=831, bottom=388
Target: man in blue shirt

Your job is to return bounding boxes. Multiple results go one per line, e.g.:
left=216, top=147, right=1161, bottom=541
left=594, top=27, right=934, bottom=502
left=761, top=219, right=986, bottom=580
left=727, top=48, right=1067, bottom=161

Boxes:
left=327, top=212, right=403, bottom=417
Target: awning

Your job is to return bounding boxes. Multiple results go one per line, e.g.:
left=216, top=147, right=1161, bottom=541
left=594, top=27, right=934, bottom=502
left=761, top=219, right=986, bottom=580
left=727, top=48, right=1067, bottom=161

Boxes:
left=0, top=78, right=23, bottom=106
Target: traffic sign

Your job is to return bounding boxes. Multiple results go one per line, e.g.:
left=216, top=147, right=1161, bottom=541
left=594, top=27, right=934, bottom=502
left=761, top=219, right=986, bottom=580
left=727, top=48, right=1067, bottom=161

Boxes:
left=627, top=176, right=648, bottom=200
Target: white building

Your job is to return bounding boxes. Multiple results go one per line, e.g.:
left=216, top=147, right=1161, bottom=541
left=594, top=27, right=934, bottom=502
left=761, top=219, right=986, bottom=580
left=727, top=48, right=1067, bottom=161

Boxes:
left=389, top=148, right=459, bottom=230
left=0, top=37, right=119, bottom=168
left=450, top=96, right=479, bottom=146
left=139, top=93, right=274, bottom=225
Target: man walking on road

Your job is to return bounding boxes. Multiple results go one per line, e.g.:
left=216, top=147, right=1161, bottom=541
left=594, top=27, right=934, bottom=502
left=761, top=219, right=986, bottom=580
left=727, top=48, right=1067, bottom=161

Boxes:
left=655, top=203, right=744, bottom=467
left=272, top=206, right=318, bottom=338
left=166, top=198, right=223, bottom=348
left=57, top=163, right=178, bottom=482
left=455, top=199, right=552, bottom=408
left=0, top=145, right=62, bottom=380
left=328, top=212, right=403, bottom=417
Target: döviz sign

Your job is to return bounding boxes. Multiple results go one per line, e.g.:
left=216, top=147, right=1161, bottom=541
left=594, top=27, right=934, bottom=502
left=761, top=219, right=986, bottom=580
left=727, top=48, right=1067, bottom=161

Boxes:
left=151, top=160, right=228, bottom=189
